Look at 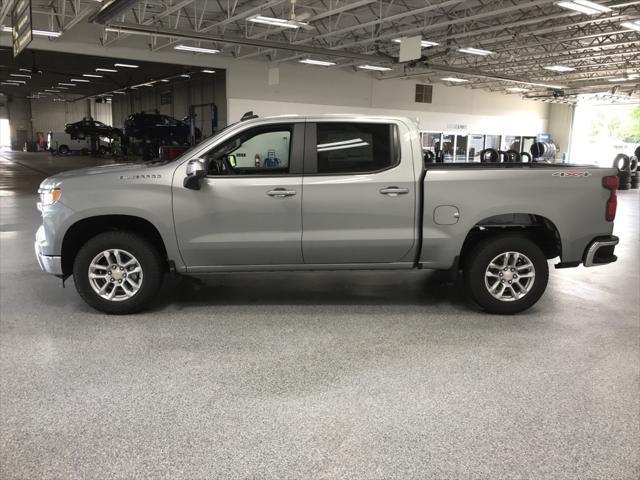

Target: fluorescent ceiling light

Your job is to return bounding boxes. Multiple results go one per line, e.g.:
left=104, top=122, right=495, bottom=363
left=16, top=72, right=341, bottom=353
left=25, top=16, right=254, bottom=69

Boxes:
left=442, top=77, right=469, bottom=83
left=202, top=69, right=216, bottom=73
left=57, top=86, right=68, bottom=90
left=608, top=75, right=639, bottom=82
left=44, top=89, right=60, bottom=92
left=83, top=73, right=103, bottom=78
left=317, top=138, right=367, bottom=149
left=96, top=68, right=118, bottom=73
left=620, top=20, right=640, bottom=31
left=180, top=74, right=190, bottom=78
left=507, top=87, right=529, bottom=92
left=358, top=65, right=392, bottom=71
left=59, top=83, right=76, bottom=86
left=544, top=65, right=575, bottom=72
left=19, top=68, right=31, bottom=73
left=6, top=79, right=26, bottom=84
left=556, top=0, right=611, bottom=15
left=392, top=38, right=438, bottom=48
left=1, top=26, right=61, bottom=37
left=247, top=15, right=306, bottom=29
left=70, top=78, right=90, bottom=82
left=174, top=44, right=220, bottom=54
left=0, top=82, right=19, bottom=86
left=299, top=59, right=336, bottom=66
left=458, top=47, right=493, bottom=56
left=114, top=63, right=139, bottom=68
left=10, top=73, right=31, bottom=78
left=160, top=79, right=170, bottom=82
left=112, top=91, right=127, bottom=94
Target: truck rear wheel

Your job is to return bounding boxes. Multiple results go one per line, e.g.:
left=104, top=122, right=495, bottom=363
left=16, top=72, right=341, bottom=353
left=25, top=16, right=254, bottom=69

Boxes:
left=58, top=145, right=69, bottom=155
left=463, top=235, right=548, bottom=314
left=73, top=232, right=164, bottom=314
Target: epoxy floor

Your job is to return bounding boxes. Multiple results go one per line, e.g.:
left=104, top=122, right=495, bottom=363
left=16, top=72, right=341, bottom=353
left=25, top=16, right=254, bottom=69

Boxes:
left=1, top=151, right=639, bottom=479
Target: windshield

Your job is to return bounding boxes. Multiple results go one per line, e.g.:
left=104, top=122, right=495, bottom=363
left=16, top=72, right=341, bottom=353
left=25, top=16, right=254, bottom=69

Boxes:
left=148, top=121, right=241, bottom=165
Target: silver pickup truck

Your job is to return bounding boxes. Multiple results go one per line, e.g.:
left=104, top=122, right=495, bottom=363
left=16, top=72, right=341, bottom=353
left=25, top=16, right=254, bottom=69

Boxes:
left=35, top=114, right=620, bottom=315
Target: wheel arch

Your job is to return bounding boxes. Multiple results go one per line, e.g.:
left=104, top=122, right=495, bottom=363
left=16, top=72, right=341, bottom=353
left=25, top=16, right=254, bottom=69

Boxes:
left=459, top=213, right=562, bottom=269
left=61, top=215, right=169, bottom=276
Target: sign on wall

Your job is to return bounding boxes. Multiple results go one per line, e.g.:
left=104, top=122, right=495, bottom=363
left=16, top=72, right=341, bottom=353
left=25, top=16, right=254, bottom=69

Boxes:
left=12, top=0, right=32, bottom=57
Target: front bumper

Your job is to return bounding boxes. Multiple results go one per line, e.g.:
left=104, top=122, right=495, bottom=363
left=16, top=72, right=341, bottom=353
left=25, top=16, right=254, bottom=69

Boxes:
left=35, top=226, right=63, bottom=276
left=583, top=235, right=619, bottom=267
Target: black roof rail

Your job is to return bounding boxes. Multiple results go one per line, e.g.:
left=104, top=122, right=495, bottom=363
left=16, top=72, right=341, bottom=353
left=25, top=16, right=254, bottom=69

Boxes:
left=241, top=111, right=259, bottom=121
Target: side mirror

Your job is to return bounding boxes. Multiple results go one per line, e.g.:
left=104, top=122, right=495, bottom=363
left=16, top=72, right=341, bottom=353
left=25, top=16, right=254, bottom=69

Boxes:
left=184, top=158, right=208, bottom=190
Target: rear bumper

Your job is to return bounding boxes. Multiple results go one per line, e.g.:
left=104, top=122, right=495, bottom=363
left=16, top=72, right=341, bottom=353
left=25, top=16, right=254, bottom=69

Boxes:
left=583, top=235, right=619, bottom=267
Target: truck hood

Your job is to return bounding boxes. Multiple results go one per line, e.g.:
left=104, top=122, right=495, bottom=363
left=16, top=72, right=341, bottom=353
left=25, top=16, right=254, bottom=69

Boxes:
left=39, top=162, right=163, bottom=189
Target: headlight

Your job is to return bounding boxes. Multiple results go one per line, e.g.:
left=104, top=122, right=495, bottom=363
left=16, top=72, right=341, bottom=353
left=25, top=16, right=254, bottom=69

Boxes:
left=38, top=188, right=62, bottom=210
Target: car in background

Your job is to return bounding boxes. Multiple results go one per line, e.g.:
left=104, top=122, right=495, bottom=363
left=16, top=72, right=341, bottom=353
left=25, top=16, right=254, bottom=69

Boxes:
left=64, top=118, right=121, bottom=140
left=124, top=113, right=201, bottom=145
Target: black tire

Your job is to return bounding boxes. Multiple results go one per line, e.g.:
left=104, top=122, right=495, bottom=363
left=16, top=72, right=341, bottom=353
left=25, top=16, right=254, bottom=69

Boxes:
left=424, top=150, right=435, bottom=164
left=480, top=148, right=499, bottom=163
left=73, top=232, right=164, bottom=314
left=58, top=145, right=69, bottom=155
left=504, top=149, right=521, bottom=163
left=629, top=156, right=638, bottom=173
left=463, top=235, right=549, bottom=314
left=635, top=146, right=640, bottom=159
left=520, top=152, right=532, bottom=163
left=613, top=153, right=630, bottom=172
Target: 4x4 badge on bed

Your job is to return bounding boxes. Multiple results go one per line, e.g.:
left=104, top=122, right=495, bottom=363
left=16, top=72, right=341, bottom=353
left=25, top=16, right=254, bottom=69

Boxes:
left=552, top=171, right=592, bottom=177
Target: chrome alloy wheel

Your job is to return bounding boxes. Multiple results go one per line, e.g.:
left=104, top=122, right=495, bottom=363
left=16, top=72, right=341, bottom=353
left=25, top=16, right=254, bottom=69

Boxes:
left=484, top=251, right=536, bottom=302
left=88, top=249, right=143, bottom=302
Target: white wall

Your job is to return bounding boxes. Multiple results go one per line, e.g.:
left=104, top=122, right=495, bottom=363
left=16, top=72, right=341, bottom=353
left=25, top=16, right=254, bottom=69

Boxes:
left=30, top=98, right=91, bottom=135
left=227, top=60, right=550, bottom=135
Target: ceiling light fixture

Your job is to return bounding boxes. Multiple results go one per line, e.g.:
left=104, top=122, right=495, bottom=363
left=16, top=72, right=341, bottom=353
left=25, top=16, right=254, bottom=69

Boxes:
left=247, top=15, right=306, bottom=29
left=620, top=20, right=640, bottom=31
left=202, top=69, right=216, bottom=73
left=83, top=74, right=103, bottom=78
left=358, top=65, right=392, bottom=71
left=44, top=89, right=60, bottom=92
left=160, top=79, right=170, bottom=82
left=556, top=0, right=611, bottom=15
left=180, top=74, right=190, bottom=78
left=59, top=83, right=76, bottom=86
left=1, top=26, right=61, bottom=37
left=10, top=73, right=31, bottom=78
left=299, top=59, right=337, bottom=66
left=6, top=79, right=26, bottom=84
left=507, top=87, right=530, bottom=92
left=0, top=82, right=19, bottom=86
left=442, top=77, right=469, bottom=83
left=70, top=78, right=90, bottom=82
left=57, top=86, right=69, bottom=90
left=114, top=63, right=139, bottom=68
left=544, top=65, right=575, bottom=72
left=112, top=91, right=127, bottom=94
left=174, top=44, right=220, bottom=54
left=392, top=38, right=439, bottom=48
left=19, top=68, right=31, bottom=73
left=96, top=68, right=118, bottom=73
left=457, top=47, right=493, bottom=56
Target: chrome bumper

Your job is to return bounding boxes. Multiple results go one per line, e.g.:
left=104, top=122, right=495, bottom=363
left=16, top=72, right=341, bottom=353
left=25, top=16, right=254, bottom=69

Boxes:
left=34, top=241, right=63, bottom=276
left=584, top=235, right=619, bottom=267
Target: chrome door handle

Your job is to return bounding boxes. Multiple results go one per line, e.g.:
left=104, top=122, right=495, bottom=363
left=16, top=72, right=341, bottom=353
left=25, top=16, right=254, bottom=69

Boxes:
left=267, top=188, right=297, bottom=198
left=379, top=186, right=410, bottom=197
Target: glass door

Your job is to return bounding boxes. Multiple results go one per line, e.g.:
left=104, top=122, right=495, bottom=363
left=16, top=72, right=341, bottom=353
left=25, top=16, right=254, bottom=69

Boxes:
left=455, top=134, right=468, bottom=162
left=468, top=134, right=485, bottom=162
left=441, top=134, right=454, bottom=162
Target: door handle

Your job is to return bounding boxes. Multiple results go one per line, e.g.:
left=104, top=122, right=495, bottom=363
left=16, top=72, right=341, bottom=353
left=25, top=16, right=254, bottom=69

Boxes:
left=379, top=186, right=410, bottom=197
left=267, top=188, right=297, bottom=198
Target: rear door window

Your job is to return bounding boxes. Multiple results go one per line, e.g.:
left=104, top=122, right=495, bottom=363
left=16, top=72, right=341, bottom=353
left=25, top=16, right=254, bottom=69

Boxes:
left=315, top=123, right=398, bottom=174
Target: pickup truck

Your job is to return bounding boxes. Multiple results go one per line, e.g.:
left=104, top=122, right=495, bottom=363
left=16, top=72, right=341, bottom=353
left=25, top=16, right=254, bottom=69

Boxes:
left=35, top=114, right=620, bottom=315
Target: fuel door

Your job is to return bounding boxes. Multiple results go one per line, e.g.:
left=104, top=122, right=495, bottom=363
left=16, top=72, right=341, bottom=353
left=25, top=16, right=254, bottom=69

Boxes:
left=434, top=205, right=460, bottom=225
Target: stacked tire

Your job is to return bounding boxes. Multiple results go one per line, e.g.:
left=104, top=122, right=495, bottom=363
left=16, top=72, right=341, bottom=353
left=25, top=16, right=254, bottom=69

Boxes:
left=630, top=156, right=639, bottom=189
left=614, top=154, right=631, bottom=190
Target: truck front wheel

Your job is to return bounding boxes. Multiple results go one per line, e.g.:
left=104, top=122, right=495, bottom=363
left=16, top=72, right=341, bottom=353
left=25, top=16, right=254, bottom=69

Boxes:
left=73, top=232, right=164, bottom=314
left=463, top=235, right=549, bottom=314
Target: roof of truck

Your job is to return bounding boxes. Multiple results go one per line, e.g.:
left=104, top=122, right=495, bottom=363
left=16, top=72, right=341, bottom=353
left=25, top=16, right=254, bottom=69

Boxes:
left=240, top=113, right=419, bottom=126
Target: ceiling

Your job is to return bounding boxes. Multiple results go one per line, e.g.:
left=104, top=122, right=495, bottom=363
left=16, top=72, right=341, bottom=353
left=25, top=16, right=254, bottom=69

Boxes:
left=0, top=48, right=222, bottom=99
left=0, top=0, right=639, bottom=103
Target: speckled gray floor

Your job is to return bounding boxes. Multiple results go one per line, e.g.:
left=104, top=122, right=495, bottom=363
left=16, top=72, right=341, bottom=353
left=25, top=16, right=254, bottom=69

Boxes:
left=1, top=152, right=639, bottom=479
